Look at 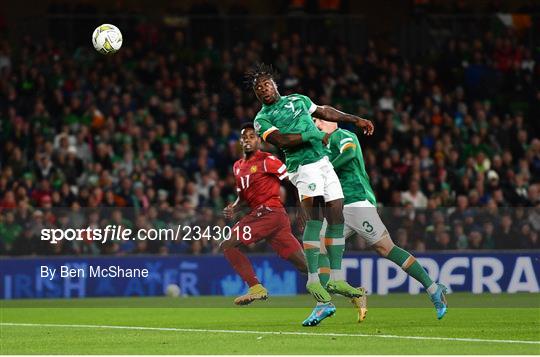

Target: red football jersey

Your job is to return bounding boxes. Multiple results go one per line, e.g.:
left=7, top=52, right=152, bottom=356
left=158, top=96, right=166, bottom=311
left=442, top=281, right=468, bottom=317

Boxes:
left=233, top=150, right=288, bottom=210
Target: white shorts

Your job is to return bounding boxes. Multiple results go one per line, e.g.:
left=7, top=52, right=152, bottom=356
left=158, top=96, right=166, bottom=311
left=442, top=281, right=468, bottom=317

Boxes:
left=320, top=200, right=387, bottom=252
left=289, top=156, right=344, bottom=203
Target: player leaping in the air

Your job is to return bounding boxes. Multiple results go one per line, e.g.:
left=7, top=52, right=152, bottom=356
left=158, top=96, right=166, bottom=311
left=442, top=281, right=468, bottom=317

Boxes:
left=221, top=122, right=308, bottom=305
left=246, top=63, right=373, bottom=323
left=312, top=118, right=448, bottom=321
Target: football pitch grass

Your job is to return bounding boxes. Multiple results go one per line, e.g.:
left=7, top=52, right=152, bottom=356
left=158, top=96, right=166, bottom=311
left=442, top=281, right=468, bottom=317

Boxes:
left=1, top=293, right=539, bottom=354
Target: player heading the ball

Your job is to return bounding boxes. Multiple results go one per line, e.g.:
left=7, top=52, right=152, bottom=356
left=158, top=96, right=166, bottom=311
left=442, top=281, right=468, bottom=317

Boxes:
left=247, top=63, right=372, bottom=325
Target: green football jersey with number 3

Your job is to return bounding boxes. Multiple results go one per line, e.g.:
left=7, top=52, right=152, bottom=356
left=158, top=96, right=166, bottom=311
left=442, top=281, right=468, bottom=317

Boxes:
left=326, top=128, right=377, bottom=205
left=254, top=94, right=326, bottom=173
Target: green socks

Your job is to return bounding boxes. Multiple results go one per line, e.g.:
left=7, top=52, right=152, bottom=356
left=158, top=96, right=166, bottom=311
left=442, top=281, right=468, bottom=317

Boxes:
left=324, top=224, right=345, bottom=281
left=303, top=220, right=323, bottom=283
left=318, top=253, right=330, bottom=287
left=387, top=246, right=433, bottom=289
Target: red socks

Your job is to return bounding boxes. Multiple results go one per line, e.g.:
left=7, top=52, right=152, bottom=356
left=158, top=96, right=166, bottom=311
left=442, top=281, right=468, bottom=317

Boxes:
left=223, top=247, right=259, bottom=287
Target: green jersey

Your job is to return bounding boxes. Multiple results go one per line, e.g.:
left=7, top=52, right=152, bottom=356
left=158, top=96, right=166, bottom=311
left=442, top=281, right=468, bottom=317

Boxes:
left=253, top=94, right=326, bottom=173
left=326, top=128, right=376, bottom=205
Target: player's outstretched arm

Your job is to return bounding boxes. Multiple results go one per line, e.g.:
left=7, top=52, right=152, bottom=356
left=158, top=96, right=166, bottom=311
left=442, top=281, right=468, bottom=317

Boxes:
left=265, top=130, right=328, bottom=149
left=313, top=105, right=374, bottom=136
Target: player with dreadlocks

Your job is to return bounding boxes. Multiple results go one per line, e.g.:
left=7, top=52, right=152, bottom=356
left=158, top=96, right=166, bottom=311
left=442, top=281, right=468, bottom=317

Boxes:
left=246, top=63, right=373, bottom=326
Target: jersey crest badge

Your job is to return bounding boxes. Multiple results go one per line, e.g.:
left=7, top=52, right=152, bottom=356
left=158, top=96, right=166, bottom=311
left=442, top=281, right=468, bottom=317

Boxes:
left=308, top=183, right=316, bottom=191
left=250, top=165, right=258, bottom=173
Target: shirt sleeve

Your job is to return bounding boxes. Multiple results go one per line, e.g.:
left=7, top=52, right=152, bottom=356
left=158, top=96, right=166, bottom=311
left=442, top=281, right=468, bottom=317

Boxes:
left=233, top=162, right=242, bottom=194
left=296, top=94, right=318, bottom=114
left=336, top=131, right=357, bottom=153
left=263, top=155, right=288, bottom=180
left=254, top=114, right=279, bottom=141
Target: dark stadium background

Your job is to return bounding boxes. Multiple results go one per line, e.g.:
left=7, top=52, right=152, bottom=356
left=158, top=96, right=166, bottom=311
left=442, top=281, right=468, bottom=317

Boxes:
left=0, top=0, right=538, bottom=259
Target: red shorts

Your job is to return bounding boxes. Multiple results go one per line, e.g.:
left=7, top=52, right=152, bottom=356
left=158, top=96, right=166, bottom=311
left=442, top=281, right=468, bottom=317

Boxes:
left=232, top=205, right=302, bottom=259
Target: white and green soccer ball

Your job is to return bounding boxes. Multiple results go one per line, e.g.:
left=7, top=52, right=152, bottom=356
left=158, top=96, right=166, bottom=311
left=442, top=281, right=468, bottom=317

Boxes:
left=165, top=284, right=181, bottom=297
left=92, top=24, right=123, bottom=54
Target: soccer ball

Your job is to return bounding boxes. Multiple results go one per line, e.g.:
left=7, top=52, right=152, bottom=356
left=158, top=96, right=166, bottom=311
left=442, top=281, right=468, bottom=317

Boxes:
left=165, top=284, right=181, bottom=297
left=92, top=24, right=123, bottom=54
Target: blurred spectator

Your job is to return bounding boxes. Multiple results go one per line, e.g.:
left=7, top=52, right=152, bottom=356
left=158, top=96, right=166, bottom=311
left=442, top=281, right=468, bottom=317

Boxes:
left=402, top=180, right=428, bottom=208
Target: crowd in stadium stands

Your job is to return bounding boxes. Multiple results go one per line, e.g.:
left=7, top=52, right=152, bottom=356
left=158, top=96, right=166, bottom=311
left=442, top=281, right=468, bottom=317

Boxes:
left=0, top=23, right=539, bottom=256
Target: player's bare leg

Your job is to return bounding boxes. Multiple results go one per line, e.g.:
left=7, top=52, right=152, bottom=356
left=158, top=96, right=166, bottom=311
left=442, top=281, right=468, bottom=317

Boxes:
left=324, top=199, right=362, bottom=298
left=220, top=238, right=268, bottom=305
left=301, top=196, right=331, bottom=303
